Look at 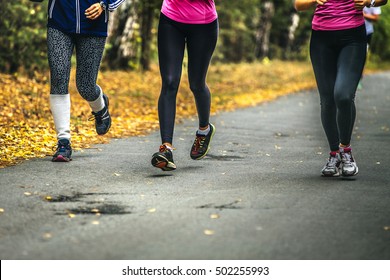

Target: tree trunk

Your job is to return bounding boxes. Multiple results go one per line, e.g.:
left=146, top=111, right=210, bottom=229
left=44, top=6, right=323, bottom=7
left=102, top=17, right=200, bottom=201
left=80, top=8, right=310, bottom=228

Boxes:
left=254, top=1, right=275, bottom=59
left=140, top=0, right=157, bottom=71
left=284, top=12, right=300, bottom=59
left=104, top=0, right=138, bottom=69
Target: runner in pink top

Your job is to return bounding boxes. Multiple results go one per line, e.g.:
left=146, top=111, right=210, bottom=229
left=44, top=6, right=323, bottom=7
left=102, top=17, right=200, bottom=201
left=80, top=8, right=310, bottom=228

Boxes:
left=151, top=0, right=219, bottom=171
left=294, top=0, right=388, bottom=177
left=312, top=0, right=364, bottom=30
left=161, top=0, right=217, bottom=24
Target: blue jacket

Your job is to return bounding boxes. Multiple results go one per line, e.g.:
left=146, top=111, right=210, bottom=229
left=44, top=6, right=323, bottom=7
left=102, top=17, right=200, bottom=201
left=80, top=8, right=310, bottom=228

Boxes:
left=47, top=0, right=126, bottom=37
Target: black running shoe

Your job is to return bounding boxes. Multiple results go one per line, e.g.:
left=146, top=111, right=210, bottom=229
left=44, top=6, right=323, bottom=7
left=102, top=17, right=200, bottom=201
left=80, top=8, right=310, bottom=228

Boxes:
left=190, top=123, right=215, bottom=160
left=52, top=139, right=72, bottom=162
left=90, top=94, right=111, bottom=135
left=151, top=145, right=176, bottom=171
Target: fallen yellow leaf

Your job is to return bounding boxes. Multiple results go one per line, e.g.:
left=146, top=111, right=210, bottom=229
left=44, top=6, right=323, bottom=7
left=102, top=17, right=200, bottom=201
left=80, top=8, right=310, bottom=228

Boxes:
left=0, top=61, right=316, bottom=168
left=204, top=229, right=215, bottom=235
left=42, top=233, right=52, bottom=239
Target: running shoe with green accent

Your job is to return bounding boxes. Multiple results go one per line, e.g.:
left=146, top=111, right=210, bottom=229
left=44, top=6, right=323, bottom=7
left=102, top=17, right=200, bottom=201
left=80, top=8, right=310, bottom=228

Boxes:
left=190, top=123, right=215, bottom=160
left=340, top=147, right=359, bottom=176
left=321, top=151, right=341, bottom=177
left=52, top=138, right=72, bottom=162
left=151, top=144, right=176, bottom=171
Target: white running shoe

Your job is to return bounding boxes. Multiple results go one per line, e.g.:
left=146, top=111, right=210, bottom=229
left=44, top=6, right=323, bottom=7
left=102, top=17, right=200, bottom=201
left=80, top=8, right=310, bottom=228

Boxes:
left=321, top=151, right=341, bottom=177
left=340, top=147, right=358, bottom=176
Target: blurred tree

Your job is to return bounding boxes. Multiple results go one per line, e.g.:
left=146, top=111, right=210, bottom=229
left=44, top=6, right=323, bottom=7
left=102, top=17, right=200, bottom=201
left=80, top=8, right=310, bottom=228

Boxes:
left=1, top=1, right=390, bottom=74
left=0, top=1, right=47, bottom=75
left=255, top=1, right=274, bottom=59
left=370, top=6, right=390, bottom=61
left=105, top=0, right=140, bottom=70
left=215, top=0, right=261, bottom=62
left=139, top=0, right=160, bottom=70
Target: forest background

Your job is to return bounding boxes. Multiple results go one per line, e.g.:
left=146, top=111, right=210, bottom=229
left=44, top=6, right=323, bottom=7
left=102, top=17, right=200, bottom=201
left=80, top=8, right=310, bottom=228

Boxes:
left=1, top=0, right=390, bottom=167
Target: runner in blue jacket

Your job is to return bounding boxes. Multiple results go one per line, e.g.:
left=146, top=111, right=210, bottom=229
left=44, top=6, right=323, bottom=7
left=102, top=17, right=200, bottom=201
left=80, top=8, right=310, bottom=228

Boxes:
left=39, top=0, right=125, bottom=162
left=47, top=0, right=125, bottom=36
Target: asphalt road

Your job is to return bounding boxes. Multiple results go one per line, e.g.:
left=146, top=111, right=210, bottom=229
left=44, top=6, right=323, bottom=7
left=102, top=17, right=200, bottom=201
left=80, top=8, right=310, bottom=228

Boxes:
left=0, top=72, right=389, bottom=260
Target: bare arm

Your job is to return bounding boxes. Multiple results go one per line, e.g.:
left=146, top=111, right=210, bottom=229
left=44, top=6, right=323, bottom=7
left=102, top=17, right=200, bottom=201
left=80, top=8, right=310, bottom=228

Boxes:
left=364, top=12, right=380, bottom=22
left=294, top=0, right=388, bottom=12
left=355, top=0, right=388, bottom=10
left=376, top=0, right=388, bottom=6
left=293, top=0, right=327, bottom=11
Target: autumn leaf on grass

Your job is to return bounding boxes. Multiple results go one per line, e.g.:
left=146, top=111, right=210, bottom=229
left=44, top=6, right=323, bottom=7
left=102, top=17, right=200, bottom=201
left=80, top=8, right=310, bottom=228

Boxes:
left=0, top=62, right=316, bottom=168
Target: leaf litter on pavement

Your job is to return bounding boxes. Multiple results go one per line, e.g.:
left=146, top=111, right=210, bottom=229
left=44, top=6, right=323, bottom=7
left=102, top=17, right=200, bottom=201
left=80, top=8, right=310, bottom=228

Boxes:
left=1, top=61, right=317, bottom=168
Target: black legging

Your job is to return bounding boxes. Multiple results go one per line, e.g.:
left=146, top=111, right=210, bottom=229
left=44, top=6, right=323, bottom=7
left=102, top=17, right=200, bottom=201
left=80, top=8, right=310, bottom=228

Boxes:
left=310, top=25, right=367, bottom=151
left=157, top=13, right=219, bottom=144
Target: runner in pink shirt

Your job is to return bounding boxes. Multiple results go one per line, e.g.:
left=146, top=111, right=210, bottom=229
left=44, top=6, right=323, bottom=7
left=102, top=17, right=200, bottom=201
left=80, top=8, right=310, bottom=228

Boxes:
left=161, top=0, right=217, bottom=24
left=294, top=0, right=387, bottom=177
left=151, top=0, right=218, bottom=171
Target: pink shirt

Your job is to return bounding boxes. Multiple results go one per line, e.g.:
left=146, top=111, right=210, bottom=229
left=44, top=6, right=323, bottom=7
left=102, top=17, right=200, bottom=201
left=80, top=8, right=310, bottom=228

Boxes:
left=161, top=0, right=217, bottom=24
left=312, top=0, right=364, bottom=31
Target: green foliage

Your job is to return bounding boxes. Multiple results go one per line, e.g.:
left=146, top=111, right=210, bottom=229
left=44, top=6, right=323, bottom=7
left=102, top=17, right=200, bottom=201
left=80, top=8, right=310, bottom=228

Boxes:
left=370, top=6, right=390, bottom=61
left=215, top=0, right=261, bottom=62
left=2, top=1, right=390, bottom=74
left=0, top=0, right=47, bottom=75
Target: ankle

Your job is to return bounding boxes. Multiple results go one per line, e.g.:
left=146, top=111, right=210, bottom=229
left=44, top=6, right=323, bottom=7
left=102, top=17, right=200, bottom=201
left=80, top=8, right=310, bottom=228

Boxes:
left=162, top=143, right=174, bottom=150
left=339, top=144, right=351, bottom=153
left=197, top=125, right=210, bottom=136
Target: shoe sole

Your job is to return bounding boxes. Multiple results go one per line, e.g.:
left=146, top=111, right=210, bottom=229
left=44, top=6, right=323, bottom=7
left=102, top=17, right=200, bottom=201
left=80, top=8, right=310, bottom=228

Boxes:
left=191, top=124, right=216, bottom=160
left=321, top=168, right=340, bottom=177
left=342, top=167, right=359, bottom=177
left=151, top=154, right=176, bottom=171
left=52, top=155, right=72, bottom=162
left=321, top=172, right=340, bottom=177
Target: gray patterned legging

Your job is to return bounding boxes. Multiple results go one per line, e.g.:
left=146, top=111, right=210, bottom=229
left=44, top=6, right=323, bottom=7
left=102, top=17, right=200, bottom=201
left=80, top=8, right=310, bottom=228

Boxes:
left=47, top=27, right=106, bottom=101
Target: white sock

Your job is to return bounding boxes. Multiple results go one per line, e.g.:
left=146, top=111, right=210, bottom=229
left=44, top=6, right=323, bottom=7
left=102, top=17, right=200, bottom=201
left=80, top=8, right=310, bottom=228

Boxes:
left=197, top=125, right=210, bottom=136
left=50, top=94, right=71, bottom=140
left=88, top=86, right=105, bottom=113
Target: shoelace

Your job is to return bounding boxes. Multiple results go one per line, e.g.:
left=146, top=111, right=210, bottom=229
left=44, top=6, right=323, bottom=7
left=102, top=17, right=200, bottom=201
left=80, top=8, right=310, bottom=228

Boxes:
left=52, top=143, right=69, bottom=153
left=326, top=155, right=339, bottom=168
left=341, top=152, right=353, bottom=164
left=89, top=109, right=108, bottom=124
left=159, top=145, right=167, bottom=153
left=193, top=136, right=206, bottom=152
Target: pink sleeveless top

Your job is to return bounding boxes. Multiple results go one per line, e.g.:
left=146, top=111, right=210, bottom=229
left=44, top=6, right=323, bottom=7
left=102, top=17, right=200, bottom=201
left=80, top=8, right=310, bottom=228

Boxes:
left=161, top=0, right=217, bottom=24
left=312, top=0, right=364, bottom=31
